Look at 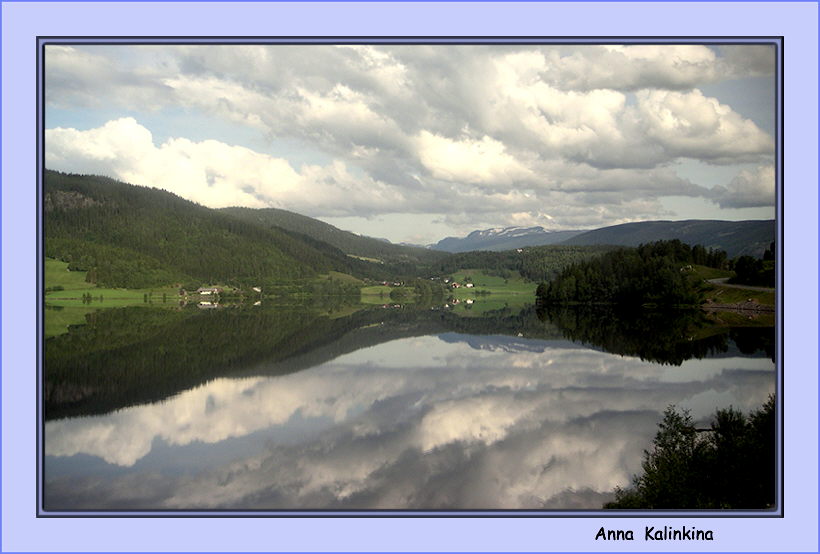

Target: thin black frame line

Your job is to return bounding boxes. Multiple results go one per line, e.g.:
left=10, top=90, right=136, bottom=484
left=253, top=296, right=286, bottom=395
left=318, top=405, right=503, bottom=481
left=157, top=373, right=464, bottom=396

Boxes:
left=37, top=40, right=785, bottom=47
left=36, top=38, right=45, bottom=518
left=777, top=36, right=785, bottom=518
left=36, top=36, right=784, bottom=519
left=35, top=510, right=783, bottom=520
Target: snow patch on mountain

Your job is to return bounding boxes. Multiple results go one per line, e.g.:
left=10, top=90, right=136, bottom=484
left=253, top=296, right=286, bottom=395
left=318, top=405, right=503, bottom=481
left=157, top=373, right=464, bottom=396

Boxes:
left=432, top=226, right=586, bottom=253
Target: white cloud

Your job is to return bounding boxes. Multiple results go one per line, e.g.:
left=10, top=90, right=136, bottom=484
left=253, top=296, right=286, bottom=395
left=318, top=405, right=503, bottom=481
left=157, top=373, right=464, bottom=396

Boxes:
left=635, top=89, right=774, bottom=163
left=718, top=44, right=776, bottom=78
left=711, top=165, right=776, bottom=208
left=45, top=45, right=176, bottom=110
left=537, top=45, right=774, bottom=92
left=46, top=118, right=408, bottom=214
left=415, top=131, right=532, bottom=186
left=543, top=45, right=721, bottom=91
left=45, top=44, right=777, bottom=232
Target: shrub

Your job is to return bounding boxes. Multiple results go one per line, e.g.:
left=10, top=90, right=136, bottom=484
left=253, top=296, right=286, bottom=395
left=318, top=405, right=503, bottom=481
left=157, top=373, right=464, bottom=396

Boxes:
left=606, top=396, right=775, bottom=509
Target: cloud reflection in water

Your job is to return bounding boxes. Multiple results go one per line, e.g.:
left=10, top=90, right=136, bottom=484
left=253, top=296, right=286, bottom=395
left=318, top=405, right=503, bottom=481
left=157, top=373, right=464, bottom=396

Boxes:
left=45, top=334, right=774, bottom=510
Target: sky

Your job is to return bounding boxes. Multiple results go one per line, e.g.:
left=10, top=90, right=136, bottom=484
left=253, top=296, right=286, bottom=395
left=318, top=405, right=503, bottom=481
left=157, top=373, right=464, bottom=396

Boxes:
left=45, top=43, right=777, bottom=245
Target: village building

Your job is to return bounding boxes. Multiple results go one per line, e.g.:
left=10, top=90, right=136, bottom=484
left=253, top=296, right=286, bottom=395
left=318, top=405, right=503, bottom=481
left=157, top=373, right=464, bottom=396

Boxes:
left=196, top=287, right=223, bottom=295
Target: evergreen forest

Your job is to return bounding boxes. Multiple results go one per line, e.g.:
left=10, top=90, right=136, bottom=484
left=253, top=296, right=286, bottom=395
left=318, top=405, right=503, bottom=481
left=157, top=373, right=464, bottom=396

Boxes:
left=535, top=240, right=729, bottom=307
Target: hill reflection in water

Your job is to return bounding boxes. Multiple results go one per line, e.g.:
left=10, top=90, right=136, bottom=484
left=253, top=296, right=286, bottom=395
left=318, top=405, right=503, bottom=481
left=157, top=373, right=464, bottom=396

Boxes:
left=44, top=302, right=775, bottom=510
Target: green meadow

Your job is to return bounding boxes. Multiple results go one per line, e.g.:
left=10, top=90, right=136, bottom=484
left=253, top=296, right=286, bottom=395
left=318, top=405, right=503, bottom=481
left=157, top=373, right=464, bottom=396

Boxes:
left=448, top=269, right=535, bottom=297
left=360, top=285, right=395, bottom=304
left=444, top=269, right=536, bottom=316
left=45, top=258, right=180, bottom=336
left=688, top=265, right=734, bottom=282
left=704, top=285, right=776, bottom=307
left=45, top=258, right=180, bottom=306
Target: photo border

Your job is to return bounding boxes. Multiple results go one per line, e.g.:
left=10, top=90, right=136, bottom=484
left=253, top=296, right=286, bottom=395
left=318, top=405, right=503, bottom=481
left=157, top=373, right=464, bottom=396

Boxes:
left=35, top=35, right=784, bottom=519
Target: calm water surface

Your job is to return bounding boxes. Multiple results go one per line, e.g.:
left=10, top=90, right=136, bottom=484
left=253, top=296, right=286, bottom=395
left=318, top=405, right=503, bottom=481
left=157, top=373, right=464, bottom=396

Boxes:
left=44, top=304, right=775, bottom=510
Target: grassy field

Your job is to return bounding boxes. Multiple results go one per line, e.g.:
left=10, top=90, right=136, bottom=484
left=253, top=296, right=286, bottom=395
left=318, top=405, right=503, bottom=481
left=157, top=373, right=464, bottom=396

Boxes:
left=347, top=254, right=383, bottom=264
left=703, top=309, right=776, bottom=327
left=443, top=269, right=536, bottom=316
left=45, top=258, right=180, bottom=336
left=680, top=263, right=776, bottom=308
left=694, top=264, right=776, bottom=328
left=46, top=289, right=181, bottom=307
left=45, top=258, right=91, bottom=290
left=449, top=269, right=535, bottom=298
left=704, top=286, right=775, bottom=306
left=321, top=271, right=365, bottom=285
left=688, top=265, right=734, bottom=282
left=447, top=294, right=533, bottom=316
left=45, top=258, right=179, bottom=307
left=359, top=269, right=537, bottom=312
left=360, top=285, right=395, bottom=304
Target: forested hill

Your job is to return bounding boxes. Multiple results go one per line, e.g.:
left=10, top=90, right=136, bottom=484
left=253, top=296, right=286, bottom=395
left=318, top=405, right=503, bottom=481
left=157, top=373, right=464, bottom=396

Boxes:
left=220, top=207, right=446, bottom=266
left=44, top=171, right=382, bottom=288
left=561, top=219, right=774, bottom=258
left=536, top=240, right=726, bottom=307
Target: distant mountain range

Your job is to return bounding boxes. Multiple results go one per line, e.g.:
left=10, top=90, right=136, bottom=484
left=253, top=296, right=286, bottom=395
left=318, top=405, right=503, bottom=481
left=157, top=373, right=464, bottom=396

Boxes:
left=431, top=220, right=774, bottom=259
left=432, top=226, right=585, bottom=253
left=562, top=220, right=775, bottom=259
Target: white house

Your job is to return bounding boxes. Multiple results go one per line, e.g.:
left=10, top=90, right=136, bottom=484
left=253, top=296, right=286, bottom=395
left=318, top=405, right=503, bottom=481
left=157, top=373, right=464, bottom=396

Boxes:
left=196, top=287, right=223, bottom=295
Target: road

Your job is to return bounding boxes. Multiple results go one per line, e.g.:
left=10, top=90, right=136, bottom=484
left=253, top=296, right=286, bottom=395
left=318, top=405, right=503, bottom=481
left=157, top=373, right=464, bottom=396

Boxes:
left=706, top=278, right=775, bottom=293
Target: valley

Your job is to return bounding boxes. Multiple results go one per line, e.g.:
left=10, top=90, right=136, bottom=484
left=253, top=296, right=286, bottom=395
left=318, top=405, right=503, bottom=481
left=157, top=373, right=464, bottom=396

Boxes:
left=44, top=170, right=777, bottom=337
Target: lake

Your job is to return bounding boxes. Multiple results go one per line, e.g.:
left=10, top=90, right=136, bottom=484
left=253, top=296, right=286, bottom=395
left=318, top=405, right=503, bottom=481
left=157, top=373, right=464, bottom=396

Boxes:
left=43, top=302, right=775, bottom=511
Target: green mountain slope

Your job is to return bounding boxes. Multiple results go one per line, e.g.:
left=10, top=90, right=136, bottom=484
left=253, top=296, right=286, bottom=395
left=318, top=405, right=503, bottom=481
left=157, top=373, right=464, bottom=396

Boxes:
left=220, top=206, right=447, bottom=265
left=44, top=171, right=371, bottom=288
left=561, top=219, right=775, bottom=258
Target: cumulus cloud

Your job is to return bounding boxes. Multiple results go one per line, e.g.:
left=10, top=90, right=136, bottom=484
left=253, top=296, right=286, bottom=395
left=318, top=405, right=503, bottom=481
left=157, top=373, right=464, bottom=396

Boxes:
left=46, top=335, right=774, bottom=509
left=45, top=116, right=741, bottom=231
left=45, top=45, right=176, bottom=110
left=635, top=89, right=774, bottom=163
left=717, top=44, right=776, bottom=78
left=534, top=45, right=773, bottom=92
left=46, top=118, right=409, bottom=215
left=540, top=45, right=722, bottom=91
left=45, top=44, right=777, bottom=232
left=415, top=131, right=533, bottom=186
left=711, top=165, right=776, bottom=208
